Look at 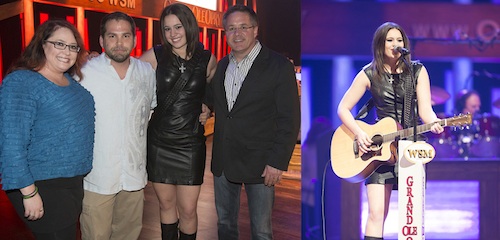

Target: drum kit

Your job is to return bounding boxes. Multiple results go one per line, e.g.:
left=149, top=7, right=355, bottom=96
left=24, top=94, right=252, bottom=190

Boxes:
left=426, top=86, right=500, bottom=159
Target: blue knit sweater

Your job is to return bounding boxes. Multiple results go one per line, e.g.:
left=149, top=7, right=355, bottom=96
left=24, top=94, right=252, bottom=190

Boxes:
left=0, top=70, right=95, bottom=190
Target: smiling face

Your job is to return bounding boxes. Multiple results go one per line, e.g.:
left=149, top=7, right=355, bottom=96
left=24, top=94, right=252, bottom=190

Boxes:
left=163, top=14, right=188, bottom=53
left=225, top=11, right=258, bottom=61
left=42, top=27, right=78, bottom=74
left=385, top=28, right=404, bottom=60
left=100, top=19, right=136, bottom=63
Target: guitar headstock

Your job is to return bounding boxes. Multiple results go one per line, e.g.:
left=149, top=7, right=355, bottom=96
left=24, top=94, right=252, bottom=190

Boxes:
left=445, top=113, right=473, bottom=128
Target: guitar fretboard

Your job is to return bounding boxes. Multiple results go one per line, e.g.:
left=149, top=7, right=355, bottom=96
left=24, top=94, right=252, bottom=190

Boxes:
left=382, top=119, right=446, bottom=142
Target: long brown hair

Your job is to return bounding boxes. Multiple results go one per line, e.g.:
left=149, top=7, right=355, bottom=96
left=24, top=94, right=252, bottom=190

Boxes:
left=370, top=22, right=411, bottom=81
left=8, top=19, right=86, bottom=81
left=159, top=3, right=199, bottom=59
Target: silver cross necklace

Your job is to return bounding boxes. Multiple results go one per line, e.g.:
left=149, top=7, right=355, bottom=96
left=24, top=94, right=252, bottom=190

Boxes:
left=178, top=60, right=186, bottom=73
left=173, top=52, right=186, bottom=73
left=387, top=73, right=394, bottom=84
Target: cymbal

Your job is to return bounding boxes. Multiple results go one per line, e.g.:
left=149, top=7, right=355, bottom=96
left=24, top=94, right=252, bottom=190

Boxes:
left=430, top=86, right=450, bottom=105
left=494, top=98, right=500, bottom=109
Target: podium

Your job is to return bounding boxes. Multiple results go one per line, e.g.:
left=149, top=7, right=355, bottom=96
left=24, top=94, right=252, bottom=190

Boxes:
left=397, top=140, right=435, bottom=240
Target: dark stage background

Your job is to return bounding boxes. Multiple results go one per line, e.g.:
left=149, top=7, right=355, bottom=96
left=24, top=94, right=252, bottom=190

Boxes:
left=301, top=0, right=500, bottom=239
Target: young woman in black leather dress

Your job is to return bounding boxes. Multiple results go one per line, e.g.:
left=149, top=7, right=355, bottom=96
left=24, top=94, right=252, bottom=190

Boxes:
left=140, top=3, right=217, bottom=240
left=337, top=22, right=444, bottom=240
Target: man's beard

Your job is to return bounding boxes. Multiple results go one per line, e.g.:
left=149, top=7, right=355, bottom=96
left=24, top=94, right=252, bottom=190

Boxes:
left=106, top=48, right=131, bottom=63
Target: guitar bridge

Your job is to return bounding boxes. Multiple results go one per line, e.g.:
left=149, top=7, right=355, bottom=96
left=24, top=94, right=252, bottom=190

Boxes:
left=353, top=140, right=359, bottom=158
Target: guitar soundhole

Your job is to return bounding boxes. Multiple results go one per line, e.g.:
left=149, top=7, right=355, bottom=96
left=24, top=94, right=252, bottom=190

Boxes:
left=372, top=134, right=383, bottom=146
left=360, top=134, right=383, bottom=161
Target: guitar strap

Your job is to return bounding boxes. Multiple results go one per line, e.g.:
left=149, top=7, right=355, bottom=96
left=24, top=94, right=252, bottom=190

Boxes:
left=357, top=63, right=420, bottom=124
left=154, top=45, right=202, bottom=116
left=403, top=63, right=418, bottom=129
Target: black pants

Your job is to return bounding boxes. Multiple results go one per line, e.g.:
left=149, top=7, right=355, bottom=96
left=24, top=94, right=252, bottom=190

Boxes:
left=33, top=223, right=77, bottom=240
left=7, top=176, right=84, bottom=238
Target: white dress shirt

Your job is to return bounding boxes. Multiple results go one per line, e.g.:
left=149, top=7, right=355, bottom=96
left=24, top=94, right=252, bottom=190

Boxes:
left=80, top=53, right=157, bottom=194
left=224, top=41, right=262, bottom=111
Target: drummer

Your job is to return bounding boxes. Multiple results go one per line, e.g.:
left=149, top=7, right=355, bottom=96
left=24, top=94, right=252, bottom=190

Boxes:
left=452, top=89, right=482, bottom=156
left=455, top=89, right=481, bottom=116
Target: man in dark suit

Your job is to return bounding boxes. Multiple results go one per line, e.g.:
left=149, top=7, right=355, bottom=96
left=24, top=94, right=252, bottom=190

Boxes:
left=207, top=4, right=300, bottom=240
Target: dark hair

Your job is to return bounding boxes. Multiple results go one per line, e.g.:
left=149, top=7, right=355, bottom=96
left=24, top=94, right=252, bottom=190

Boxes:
left=455, top=89, right=479, bottom=112
left=8, top=19, right=86, bottom=80
left=370, top=22, right=411, bottom=81
left=159, top=3, right=199, bottom=59
left=100, top=11, right=136, bottom=37
left=222, top=4, right=259, bottom=29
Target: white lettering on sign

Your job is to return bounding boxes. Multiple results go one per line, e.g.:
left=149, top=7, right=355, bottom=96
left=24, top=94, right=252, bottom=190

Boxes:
left=410, top=20, right=499, bottom=42
left=191, top=6, right=223, bottom=28
left=477, top=19, right=499, bottom=41
left=91, top=0, right=136, bottom=9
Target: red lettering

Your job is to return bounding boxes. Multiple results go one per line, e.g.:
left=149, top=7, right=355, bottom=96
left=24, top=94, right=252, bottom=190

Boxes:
left=402, top=226, right=411, bottom=236
left=406, top=186, right=414, bottom=198
left=402, top=226, right=418, bottom=236
left=406, top=176, right=414, bottom=186
left=407, top=196, right=413, bottom=208
left=406, top=215, right=413, bottom=224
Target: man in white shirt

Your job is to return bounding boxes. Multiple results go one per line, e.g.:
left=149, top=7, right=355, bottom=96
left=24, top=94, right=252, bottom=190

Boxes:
left=79, top=12, right=156, bottom=240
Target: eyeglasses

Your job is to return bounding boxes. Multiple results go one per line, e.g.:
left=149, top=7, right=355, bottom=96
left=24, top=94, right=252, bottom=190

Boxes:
left=45, top=40, right=81, bottom=53
left=226, top=25, right=255, bottom=34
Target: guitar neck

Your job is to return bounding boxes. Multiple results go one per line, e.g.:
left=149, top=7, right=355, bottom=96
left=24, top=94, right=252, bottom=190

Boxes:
left=382, top=119, right=446, bottom=142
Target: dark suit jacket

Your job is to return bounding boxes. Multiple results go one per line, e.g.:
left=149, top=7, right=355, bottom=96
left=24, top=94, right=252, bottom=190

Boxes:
left=208, top=45, right=300, bottom=184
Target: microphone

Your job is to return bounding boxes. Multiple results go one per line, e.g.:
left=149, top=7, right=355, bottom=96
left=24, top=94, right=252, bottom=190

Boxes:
left=394, top=46, right=410, bottom=55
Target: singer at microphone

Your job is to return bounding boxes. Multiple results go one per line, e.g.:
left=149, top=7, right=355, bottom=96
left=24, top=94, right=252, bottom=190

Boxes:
left=336, top=22, right=444, bottom=240
left=394, top=46, right=410, bottom=55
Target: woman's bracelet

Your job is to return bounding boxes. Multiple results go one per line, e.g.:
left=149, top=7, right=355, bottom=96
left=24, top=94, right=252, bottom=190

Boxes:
left=22, top=186, right=38, bottom=199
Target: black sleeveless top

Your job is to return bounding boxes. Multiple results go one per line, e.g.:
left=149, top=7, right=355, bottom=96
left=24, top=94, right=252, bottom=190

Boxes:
left=146, top=43, right=211, bottom=185
left=364, top=61, right=423, bottom=129
left=363, top=61, right=424, bottom=187
left=149, top=43, right=211, bottom=142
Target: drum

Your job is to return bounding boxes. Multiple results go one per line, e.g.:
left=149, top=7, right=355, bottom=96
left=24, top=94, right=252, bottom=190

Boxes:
left=426, top=127, right=462, bottom=159
left=476, top=114, right=500, bottom=137
left=469, top=114, right=500, bottom=158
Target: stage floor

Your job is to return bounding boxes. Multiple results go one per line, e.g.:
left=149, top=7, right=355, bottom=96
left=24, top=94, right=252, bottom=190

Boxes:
left=0, top=136, right=301, bottom=240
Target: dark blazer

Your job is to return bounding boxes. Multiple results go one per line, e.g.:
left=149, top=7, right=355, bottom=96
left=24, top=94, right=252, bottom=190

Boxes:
left=208, top=45, right=300, bottom=184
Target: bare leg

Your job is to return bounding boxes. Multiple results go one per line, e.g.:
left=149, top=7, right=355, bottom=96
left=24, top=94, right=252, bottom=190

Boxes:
left=176, top=185, right=201, bottom=235
left=364, top=183, right=393, bottom=238
left=153, top=183, right=179, bottom=224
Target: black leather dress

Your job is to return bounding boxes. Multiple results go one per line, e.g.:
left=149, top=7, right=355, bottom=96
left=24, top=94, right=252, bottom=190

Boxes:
left=147, top=44, right=211, bottom=185
left=363, top=62, right=423, bottom=188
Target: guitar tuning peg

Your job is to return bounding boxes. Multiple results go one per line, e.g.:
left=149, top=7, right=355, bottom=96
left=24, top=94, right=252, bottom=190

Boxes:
left=466, top=125, right=470, bottom=130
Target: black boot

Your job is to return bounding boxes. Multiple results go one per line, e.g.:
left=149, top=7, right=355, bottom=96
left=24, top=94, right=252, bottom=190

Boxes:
left=179, top=230, right=196, bottom=240
left=161, top=221, right=179, bottom=240
left=364, top=236, right=383, bottom=240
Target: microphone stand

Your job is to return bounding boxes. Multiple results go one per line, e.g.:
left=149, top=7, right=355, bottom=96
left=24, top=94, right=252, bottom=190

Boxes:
left=400, top=54, right=417, bottom=142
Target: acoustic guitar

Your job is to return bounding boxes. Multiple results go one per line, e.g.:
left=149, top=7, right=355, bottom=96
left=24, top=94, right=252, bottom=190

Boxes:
left=330, top=114, right=472, bottom=183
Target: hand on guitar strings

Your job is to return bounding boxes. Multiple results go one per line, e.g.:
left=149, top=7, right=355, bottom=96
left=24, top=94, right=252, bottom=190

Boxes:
left=355, top=131, right=373, bottom=153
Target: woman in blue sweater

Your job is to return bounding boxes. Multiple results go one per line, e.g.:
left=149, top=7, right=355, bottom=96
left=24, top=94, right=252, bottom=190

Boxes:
left=0, top=20, right=95, bottom=239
